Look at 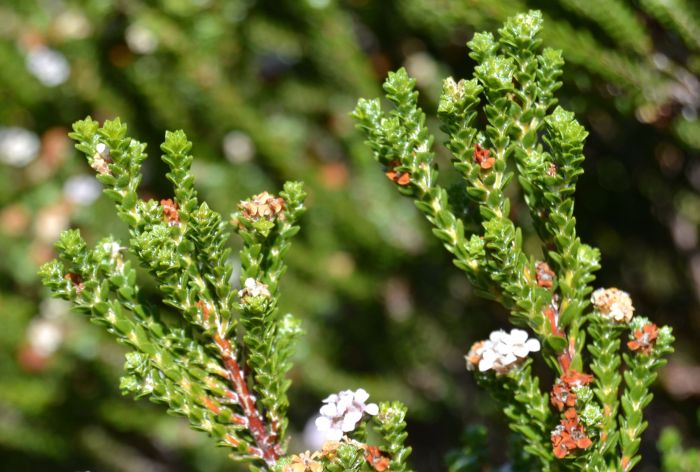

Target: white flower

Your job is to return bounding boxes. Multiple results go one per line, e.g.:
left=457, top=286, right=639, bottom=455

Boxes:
left=27, top=317, right=62, bottom=357
left=222, top=130, right=255, bottom=164
left=467, top=329, right=540, bottom=374
left=0, top=127, right=40, bottom=167
left=507, top=328, right=542, bottom=358
left=125, top=24, right=158, bottom=54
left=26, top=46, right=70, bottom=87
left=64, top=175, right=102, bottom=205
left=591, top=287, right=634, bottom=323
left=314, top=388, right=379, bottom=440
left=238, top=278, right=271, bottom=299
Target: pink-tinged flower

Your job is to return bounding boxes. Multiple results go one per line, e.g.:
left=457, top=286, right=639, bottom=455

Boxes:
left=467, top=329, right=540, bottom=374
left=591, top=287, right=634, bottom=323
left=314, top=388, right=379, bottom=440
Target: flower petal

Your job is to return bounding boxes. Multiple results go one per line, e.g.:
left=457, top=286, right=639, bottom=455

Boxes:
left=354, top=388, right=370, bottom=404
left=525, top=338, right=541, bottom=352
left=365, top=403, right=379, bottom=415
left=322, top=393, right=338, bottom=404
left=341, top=411, right=362, bottom=431
left=512, top=345, right=529, bottom=358
left=315, top=416, right=331, bottom=431
left=326, top=428, right=343, bottom=441
left=489, top=330, right=506, bottom=343
left=510, top=329, right=528, bottom=343
left=319, top=404, right=337, bottom=417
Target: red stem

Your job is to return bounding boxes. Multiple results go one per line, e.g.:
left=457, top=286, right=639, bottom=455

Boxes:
left=545, top=298, right=574, bottom=372
left=214, top=334, right=279, bottom=465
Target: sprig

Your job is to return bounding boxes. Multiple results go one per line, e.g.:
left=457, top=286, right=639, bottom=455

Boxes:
left=40, top=118, right=306, bottom=468
left=354, top=10, right=674, bottom=470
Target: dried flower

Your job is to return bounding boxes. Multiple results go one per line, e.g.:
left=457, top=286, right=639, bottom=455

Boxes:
left=319, top=440, right=340, bottom=460
left=467, top=329, right=541, bottom=374
left=160, top=198, right=180, bottom=225
left=384, top=160, right=411, bottom=186
left=628, top=322, right=658, bottom=354
left=239, top=191, right=285, bottom=221
left=550, top=371, right=593, bottom=411
left=551, top=409, right=592, bottom=458
left=315, top=388, right=379, bottom=440
left=465, top=340, right=488, bottom=371
left=591, top=287, right=634, bottom=323
left=551, top=380, right=577, bottom=411
left=64, top=272, right=84, bottom=294
left=91, top=142, right=112, bottom=175
left=551, top=370, right=594, bottom=411
left=238, top=278, right=271, bottom=299
left=473, top=143, right=495, bottom=170
left=364, top=445, right=391, bottom=471
left=283, top=451, right=323, bottom=472
left=535, top=261, right=555, bottom=288
left=560, top=370, right=594, bottom=388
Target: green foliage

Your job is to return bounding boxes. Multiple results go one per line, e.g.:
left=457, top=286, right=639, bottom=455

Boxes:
left=658, top=427, right=700, bottom=472
left=403, top=0, right=700, bottom=150
left=619, top=317, right=675, bottom=470
left=355, top=10, right=674, bottom=470
left=445, top=426, right=488, bottom=472
left=41, top=118, right=307, bottom=468
left=1, top=1, right=693, bottom=470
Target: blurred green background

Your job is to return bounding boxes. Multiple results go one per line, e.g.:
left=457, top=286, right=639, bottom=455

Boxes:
left=1, top=0, right=699, bottom=470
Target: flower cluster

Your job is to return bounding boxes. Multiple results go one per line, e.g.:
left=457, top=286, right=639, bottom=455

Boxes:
left=591, top=287, right=635, bottom=323
left=549, top=370, right=595, bottom=458
left=284, top=451, right=323, bottom=472
left=160, top=199, right=180, bottom=225
left=465, top=329, right=541, bottom=374
left=384, top=160, right=411, bottom=186
left=239, top=278, right=272, bottom=300
left=551, top=408, right=593, bottom=459
left=628, top=322, right=659, bottom=354
left=550, top=370, right=594, bottom=411
left=284, top=438, right=390, bottom=472
left=315, top=388, right=379, bottom=440
left=472, top=143, right=495, bottom=170
left=364, top=445, right=391, bottom=471
left=535, top=261, right=555, bottom=289
left=91, top=142, right=112, bottom=175
left=239, top=191, right=286, bottom=221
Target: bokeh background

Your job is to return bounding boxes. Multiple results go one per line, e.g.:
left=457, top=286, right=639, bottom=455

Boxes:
left=1, top=0, right=699, bottom=470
